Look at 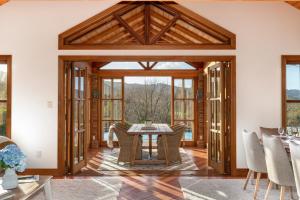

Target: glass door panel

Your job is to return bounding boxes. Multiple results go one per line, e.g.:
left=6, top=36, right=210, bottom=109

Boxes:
left=70, top=63, right=88, bottom=174
left=101, top=78, right=123, bottom=141
left=207, top=62, right=229, bottom=174
left=173, top=78, right=195, bottom=141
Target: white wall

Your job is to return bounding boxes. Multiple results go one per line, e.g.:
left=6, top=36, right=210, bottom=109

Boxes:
left=0, top=1, right=300, bottom=169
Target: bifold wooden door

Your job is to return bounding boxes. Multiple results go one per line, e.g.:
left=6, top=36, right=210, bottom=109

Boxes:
left=68, top=62, right=88, bottom=174
left=207, top=62, right=231, bottom=174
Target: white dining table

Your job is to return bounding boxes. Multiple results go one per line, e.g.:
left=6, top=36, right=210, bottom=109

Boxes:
left=277, top=135, right=300, bottom=150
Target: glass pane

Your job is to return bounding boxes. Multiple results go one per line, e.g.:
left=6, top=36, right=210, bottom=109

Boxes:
left=113, top=100, right=122, bottom=120
left=124, top=76, right=171, bottom=124
left=102, top=100, right=112, bottom=120
left=102, top=121, right=118, bottom=141
left=74, top=67, right=80, bottom=98
left=184, top=79, right=194, bottom=99
left=286, top=64, right=300, bottom=100
left=113, top=79, right=122, bottom=99
left=186, top=100, right=194, bottom=120
left=73, top=101, right=79, bottom=131
left=174, top=79, right=183, bottom=99
left=79, top=101, right=85, bottom=129
left=216, top=100, right=221, bottom=130
left=152, top=62, right=195, bottom=70
left=210, top=70, right=215, bottom=98
left=0, top=103, right=7, bottom=136
left=0, top=64, right=7, bottom=100
left=287, top=103, right=300, bottom=126
left=100, top=62, right=144, bottom=70
left=174, top=100, right=184, bottom=120
left=74, top=131, right=79, bottom=164
left=79, top=132, right=84, bottom=161
left=80, top=70, right=85, bottom=98
left=216, top=68, right=221, bottom=98
left=184, top=121, right=194, bottom=141
left=103, top=79, right=112, bottom=99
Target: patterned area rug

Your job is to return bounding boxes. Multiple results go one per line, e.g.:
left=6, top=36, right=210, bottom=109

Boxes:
left=31, top=177, right=293, bottom=200
left=95, top=148, right=199, bottom=171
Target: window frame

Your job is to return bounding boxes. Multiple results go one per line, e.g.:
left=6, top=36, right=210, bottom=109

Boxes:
left=100, top=77, right=124, bottom=141
left=172, top=78, right=196, bottom=141
left=0, top=55, right=12, bottom=138
left=282, top=55, right=300, bottom=127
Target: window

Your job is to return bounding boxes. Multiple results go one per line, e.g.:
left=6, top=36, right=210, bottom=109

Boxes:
left=282, top=56, right=300, bottom=127
left=101, top=78, right=123, bottom=141
left=173, top=78, right=195, bottom=140
left=0, top=56, right=11, bottom=137
left=98, top=62, right=196, bottom=70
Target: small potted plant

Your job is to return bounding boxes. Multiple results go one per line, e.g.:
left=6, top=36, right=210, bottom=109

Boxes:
left=0, top=144, right=26, bottom=189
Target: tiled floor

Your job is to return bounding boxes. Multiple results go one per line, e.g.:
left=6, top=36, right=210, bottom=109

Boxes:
left=76, top=147, right=221, bottom=176
left=55, top=148, right=238, bottom=199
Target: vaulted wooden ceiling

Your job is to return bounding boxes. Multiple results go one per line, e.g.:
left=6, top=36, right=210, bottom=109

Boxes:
left=286, top=1, right=300, bottom=10
left=2, top=1, right=300, bottom=10
left=59, top=1, right=236, bottom=49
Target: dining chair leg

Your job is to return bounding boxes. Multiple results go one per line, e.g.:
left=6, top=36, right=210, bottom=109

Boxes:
left=290, top=187, right=295, bottom=200
left=264, top=181, right=273, bottom=200
left=251, top=172, right=255, bottom=185
left=254, top=172, right=261, bottom=200
left=280, top=186, right=285, bottom=200
left=243, top=170, right=252, bottom=190
left=162, top=135, right=169, bottom=166
left=130, top=135, right=138, bottom=166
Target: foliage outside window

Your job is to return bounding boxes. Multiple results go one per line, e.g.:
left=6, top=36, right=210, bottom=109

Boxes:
left=285, top=64, right=300, bottom=127
left=0, top=56, right=11, bottom=137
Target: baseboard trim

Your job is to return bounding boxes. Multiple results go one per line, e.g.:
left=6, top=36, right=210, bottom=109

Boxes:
left=21, top=168, right=60, bottom=176
left=232, top=168, right=248, bottom=177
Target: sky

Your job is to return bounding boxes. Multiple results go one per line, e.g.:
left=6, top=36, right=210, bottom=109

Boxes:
left=125, top=76, right=171, bottom=85
left=287, top=64, right=300, bottom=90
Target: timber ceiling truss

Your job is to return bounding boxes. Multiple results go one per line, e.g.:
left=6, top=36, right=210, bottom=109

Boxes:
left=59, top=1, right=236, bottom=50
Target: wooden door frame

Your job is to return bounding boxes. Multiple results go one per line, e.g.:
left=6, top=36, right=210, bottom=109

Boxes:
left=0, top=55, right=12, bottom=139
left=281, top=55, right=300, bottom=127
left=58, top=55, right=237, bottom=176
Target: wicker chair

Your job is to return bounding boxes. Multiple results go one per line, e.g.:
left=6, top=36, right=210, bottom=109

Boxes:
left=111, top=122, right=143, bottom=164
left=157, top=123, right=186, bottom=163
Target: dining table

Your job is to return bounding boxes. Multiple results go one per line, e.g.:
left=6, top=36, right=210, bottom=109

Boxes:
left=277, top=135, right=300, bottom=151
left=127, top=123, right=174, bottom=165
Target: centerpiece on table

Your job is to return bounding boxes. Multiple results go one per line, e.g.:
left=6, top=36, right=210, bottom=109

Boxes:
left=0, top=144, right=26, bottom=189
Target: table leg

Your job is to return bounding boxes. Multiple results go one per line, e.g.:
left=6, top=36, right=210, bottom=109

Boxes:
left=44, top=180, right=53, bottom=200
left=131, top=135, right=138, bottom=166
left=149, top=134, right=152, bottom=159
left=162, top=135, right=169, bottom=165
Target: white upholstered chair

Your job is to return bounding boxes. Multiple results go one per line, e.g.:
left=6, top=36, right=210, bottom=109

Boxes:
left=289, top=141, right=300, bottom=199
left=263, top=133, right=295, bottom=200
left=242, top=130, right=267, bottom=199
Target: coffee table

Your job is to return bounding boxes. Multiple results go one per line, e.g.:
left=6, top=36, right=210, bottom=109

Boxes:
left=0, top=176, right=52, bottom=200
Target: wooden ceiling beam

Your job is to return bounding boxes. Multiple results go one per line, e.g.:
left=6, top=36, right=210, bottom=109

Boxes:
left=114, top=13, right=145, bottom=44
left=104, top=21, right=144, bottom=43
left=144, top=2, right=151, bottom=44
left=150, top=14, right=179, bottom=44
left=59, top=1, right=236, bottom=50
left=84, top=11, right=144, bottom=44
left=286, top=1, right=300, bottom=10
left=151, top=20, right=192, bottom=43
left=151, top=11, right=210, bottom=43
left=0, top=0, right=8, bottom=6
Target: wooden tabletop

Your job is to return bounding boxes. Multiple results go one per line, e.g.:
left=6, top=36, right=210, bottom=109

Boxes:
left=0, top=176, right=52, bottom=200
left=127, top=123, right=173, bottom=135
